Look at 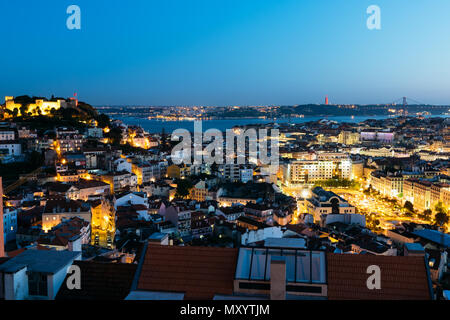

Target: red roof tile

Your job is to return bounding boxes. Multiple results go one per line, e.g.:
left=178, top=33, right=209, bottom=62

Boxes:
left=137, top=245, right=238, bottom=300
left=6, top=248, right=26, bottom=258
left=327, top=253, right=432, bottom=300
left=7, top=245, right=51, bottom=258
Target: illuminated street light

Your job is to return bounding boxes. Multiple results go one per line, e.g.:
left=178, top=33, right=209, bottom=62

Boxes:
left=301, top=189, right=311, bottom=199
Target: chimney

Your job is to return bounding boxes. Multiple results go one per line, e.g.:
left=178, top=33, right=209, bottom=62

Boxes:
left=0, top=177, right=4, bottom=257
left=270, top=257, right=286, bottom=300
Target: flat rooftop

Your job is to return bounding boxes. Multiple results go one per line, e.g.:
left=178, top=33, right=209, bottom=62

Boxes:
left=0, top=249, right=81, bottom=274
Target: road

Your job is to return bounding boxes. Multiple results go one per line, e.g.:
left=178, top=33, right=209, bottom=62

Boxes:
left=335, top=189, right=430, bottom=231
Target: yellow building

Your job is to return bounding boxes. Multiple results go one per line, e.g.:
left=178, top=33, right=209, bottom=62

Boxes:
left=218, top=196, right=257, bottom=207
left=351, top=160, right=364, bottom=180
left=370, top=172, right=404, bottom=199
left=3, top=96, right=72, bottom=117
left=403, top=179, right=449, bottom=214
left=90, top=198, right=116, bottom=249
left=42, top=199, right=91, bottom=233
left=338, top=131, right=360, bottom=145
left=167, top=164, right=181, bottom=179
left=189, top=181, right=208, bottom=202
left=132, top=163, right=144, bottom=185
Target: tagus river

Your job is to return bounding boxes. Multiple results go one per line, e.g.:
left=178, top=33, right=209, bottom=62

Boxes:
left=114, top=115, right=448, bottom=133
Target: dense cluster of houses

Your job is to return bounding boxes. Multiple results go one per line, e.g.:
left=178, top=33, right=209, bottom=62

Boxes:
left=0, top=115, right=449, bottom=300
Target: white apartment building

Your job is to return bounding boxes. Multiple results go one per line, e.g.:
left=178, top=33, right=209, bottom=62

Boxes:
left=218, top=164, right=254, bottom=183
left=282, top=156, right=352, bottom=186
left=0, top=141, right=22, bottom=156
left=0, top=129, right=15, bottom=141
left=370, top=172, right=404, bottom=199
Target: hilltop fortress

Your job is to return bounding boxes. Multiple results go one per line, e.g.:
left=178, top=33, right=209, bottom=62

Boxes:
left=2, top=95, right=78, bottom=117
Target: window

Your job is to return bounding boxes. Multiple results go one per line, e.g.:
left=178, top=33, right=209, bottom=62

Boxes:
left=311, top=252, right=326, bottom=283
left=28, top=272, right=48, bottom=296
left=296, top=253, right=311, bottom=282
left=235, top=248, right=326, bottom=284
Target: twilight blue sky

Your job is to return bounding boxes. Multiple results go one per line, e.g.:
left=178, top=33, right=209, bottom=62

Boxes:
left=1, top=0, right=449, bottom=106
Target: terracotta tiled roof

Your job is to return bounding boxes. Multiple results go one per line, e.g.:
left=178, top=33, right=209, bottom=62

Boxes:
left=44, top=199, right=86, bottom=213
left=56, top=261, right=137, bottom=300
left=327, top=253, right=432, bottom=300
left=7, top=248, right=26, bottom=258
left=7, top=245, right=51, bottom=258
left=73, top=179, right=109, bottom=189
left=137, top=245, right=238, bottom=300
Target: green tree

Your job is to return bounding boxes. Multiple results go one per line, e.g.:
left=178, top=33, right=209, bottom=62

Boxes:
left=404, top=201, right=414, bottom=213
left=420, top=209, right=432, bottom=221
left=210, top=163, right=219, bottom=175
left=434, top=201, right=449, bottom=227
left=435, top=211, right=449, bottom=227
left=107, top=127, right=123, bottom=145
left=435, top=201, right=448, bottom=214
left=19, top=105, right=28, bottom=117
left=96, top=113, right=111, bottom=128
left=175, top=178, right=193, bottom=199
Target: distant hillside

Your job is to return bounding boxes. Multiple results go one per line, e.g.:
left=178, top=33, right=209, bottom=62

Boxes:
left=76, top=101, right=99, bottom=118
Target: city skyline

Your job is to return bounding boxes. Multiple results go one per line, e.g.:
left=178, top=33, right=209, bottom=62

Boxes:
left=1, top=0, right=450, bottom=106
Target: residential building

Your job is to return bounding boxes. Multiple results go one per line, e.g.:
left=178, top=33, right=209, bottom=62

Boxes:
left=0, top=129, right=15, bottom=141
left=244, top=203, right=273, bottom=223
left=0, top=250, right=81, bottom=300
left=281, top=157, right=352, bottom=186
left=218, top=164, right=254, bottom=183
left=87, top=127, right=103, bottom=138
left=115, top=192, right=148, bottom=209
left=0, top=141, right=22, bottom=156
left=3, top=207, right=17, bottom=243
left=125, top=245, right=432, bottom=300
left=42, top=199, right=91, bottom=232
left=404, top=179, right=449, bottom=213
left=160, top=205, right=191, bottom=237
left=189, top=180, right=209, bottom=202
left=216, top=206, right=245, bottom=222
left=338, top=130, right=360, bottom=145
left=56, top=127, right=84, bottom=153
left=306, top=187, right=356, bottom=222
left=97, top=171, right=136, bottom=194
left=370, top=172, right=404, bottom=199
left=191, top=211, right=213, bottom=239
left=66, top=179, right=110, bottom=201
left=37, top=217, right=90, bottom=251
left=90, top=198, right=116, bottom=248
left=360, top=130, right=395, bottom=144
